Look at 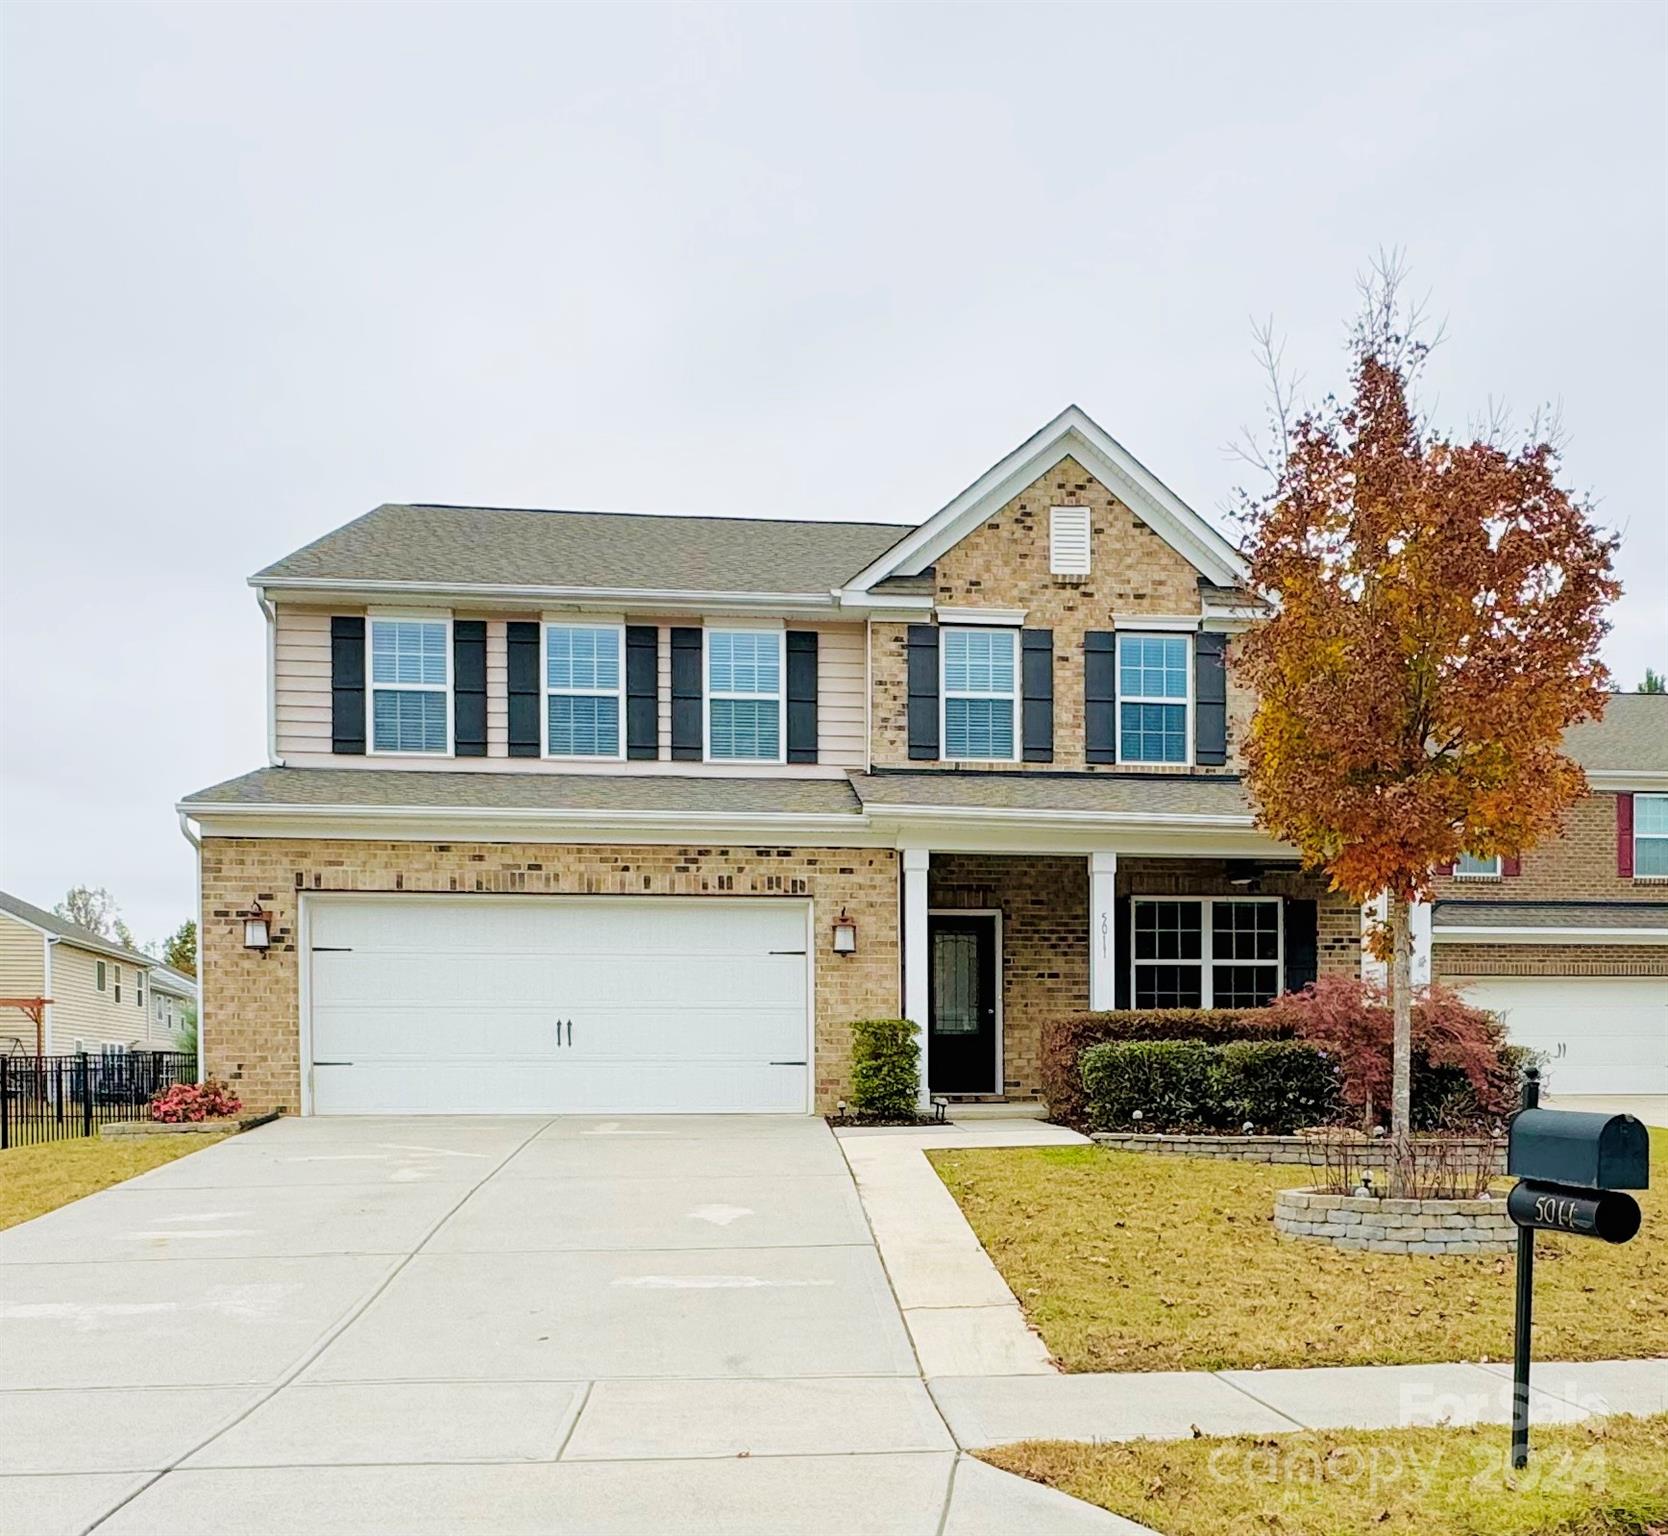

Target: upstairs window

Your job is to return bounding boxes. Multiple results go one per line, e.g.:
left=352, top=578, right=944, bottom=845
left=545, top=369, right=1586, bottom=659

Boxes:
left=1455, top=852, right=1502, bottom=878
left=1637, top=794, right=1668, bottom=877
left=136, top=973, right=144, bottom=1009
left=545, top=624, right=623, bottom=758
left=1049, top=507, right=1092, bottom=575
left=370, top=617, right=450, bottom=754
left=941, top=628, right=1018, bottom=761
left=113, top=965, right=122, bottom=1004
left=96, top=960, right=106, bottom=992
left=707, top=630, right=783, bottom=761
left=1118, top=633, right=1190, bottom=763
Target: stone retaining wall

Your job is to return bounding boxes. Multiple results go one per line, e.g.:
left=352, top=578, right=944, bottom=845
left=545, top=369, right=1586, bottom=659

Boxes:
left=1273, top=1188, right=1516, bottom=1255
left=1092, top=1131, right=1505, bottom=1173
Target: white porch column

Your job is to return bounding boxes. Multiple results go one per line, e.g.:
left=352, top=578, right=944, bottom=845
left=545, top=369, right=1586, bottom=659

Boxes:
left=1088, top=851, right=1118, bottom=1011
left=902, top=848, right=932, bottom=1108
left=1410, top=899, right=1433, bottom=986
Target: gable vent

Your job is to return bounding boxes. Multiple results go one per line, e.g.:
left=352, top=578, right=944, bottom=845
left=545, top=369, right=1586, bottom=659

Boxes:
left=1049, top=506, right=1092, bottom=575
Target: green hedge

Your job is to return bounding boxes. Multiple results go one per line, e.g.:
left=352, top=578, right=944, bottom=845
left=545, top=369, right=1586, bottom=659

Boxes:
left=1043, top=1010, right=1292, bottom=1130
left=849, top=1018, right=921, bottom=1119
left=1080, top=1038, right=1343, bottom=1134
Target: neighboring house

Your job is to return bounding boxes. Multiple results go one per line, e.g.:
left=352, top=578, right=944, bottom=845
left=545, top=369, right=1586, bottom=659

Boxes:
left=175, top=405, right=1664, bottom=1117
left=146, top=963, right=198, bottom=1045
left=1426, top=696, right=1668, bottom=1095
left=0, top=889, right=162, bottom=1058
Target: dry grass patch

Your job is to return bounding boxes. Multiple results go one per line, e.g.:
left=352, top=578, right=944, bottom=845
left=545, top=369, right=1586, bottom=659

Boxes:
left=0, top=1134, right=231, bottom=1230
left=928, top=1131, right=1666, bottom=1371
left=982, top=1415, right=1668, bottom=1536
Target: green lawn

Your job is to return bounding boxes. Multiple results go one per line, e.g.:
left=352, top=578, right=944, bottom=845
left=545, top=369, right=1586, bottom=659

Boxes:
left=928, top=1128, right=1667, bottom=1372
left=0, top=1134, right=231, bottom=1230
left=982, top=1415, right=1668, bottom=1536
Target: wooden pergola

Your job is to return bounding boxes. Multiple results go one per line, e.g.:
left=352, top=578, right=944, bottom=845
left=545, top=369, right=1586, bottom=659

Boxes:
left=0, top=996, right=52, bottom=1063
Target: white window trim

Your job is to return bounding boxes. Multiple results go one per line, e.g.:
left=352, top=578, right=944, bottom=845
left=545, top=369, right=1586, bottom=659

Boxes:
left=1636, top=793, right=1668, bottom=880
left=1049, top=506, right=1092, bottom=576
left=366, top=611, right=455, bottom=759
left=1454, top=853, right=1503, bottom=879
left=96, top=960, right=106, bottom=992
left=703, top=626, right=787, bottom=765
left=1129, top=896, right=1284, bottom=1009
left=541, top=620, right=627, bottom=762
left=939, top=625, right=1021, bottom=764
left=1115, top=631, right=1194, bottom=767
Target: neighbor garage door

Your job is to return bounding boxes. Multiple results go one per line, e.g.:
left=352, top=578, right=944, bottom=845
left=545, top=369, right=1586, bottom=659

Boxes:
left=305, top=896, right=811, bottom=1114
left=1456, top=976, right=1668, bottom=1096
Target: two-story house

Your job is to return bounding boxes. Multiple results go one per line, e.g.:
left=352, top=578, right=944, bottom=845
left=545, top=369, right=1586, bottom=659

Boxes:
left=177, top=406, right=1666, bottom=1116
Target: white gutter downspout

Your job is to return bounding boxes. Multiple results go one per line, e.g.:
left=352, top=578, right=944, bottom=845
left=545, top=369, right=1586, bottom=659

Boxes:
left=178, top=811, right=206, bottom=1085
left=42, top=936, right=55, bottom=1055
left=256, top=589, right=284, bottom=767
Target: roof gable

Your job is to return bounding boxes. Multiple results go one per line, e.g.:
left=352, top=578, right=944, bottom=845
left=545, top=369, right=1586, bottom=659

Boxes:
left=842, top=405, right=1247, bottom=593
left=0, top=889, right=154, bottom=967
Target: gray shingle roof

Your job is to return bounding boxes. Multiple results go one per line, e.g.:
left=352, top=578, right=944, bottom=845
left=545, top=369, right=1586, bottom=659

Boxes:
left=253, top=505, right=914, bottom=596
left=1433, top=900, right=1668, bottom=933
left=850, top=770, right=1253, bottom=818
left=180, top=767, right=863, bottom=817
left=1563, top=694, right=1668, bottom=773
left=0, top=889, right=155, bottom=967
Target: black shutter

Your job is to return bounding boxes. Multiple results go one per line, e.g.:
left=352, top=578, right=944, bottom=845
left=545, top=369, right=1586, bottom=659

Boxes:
left=330, top=617, right=365, bottom=755
left=626, top=625, right=659, bottom=760
left=906, top=625, right=939, bottom=761
left=1085, top=631, right=1116, bottom=764
left=1113, top=895, right=1132, bottom=1010
left=1284, top=899, right=1318, bottom=995
left=452, top=621, right=487, bottom=757
left=1021, top=629, right=1054, bottom=762
left=1194, top=631, right=1228, bottom=767
left=786, top=630, right=818, bottom=764
left=506, top=621, right=540, bottom=757
left=670, top=627, right=703, bottom=760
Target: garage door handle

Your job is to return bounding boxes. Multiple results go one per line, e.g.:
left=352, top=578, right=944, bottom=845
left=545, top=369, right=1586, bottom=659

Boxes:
left=566, top=1019, right=573, bottom=1048
left=313, top=1060, right=354, bottom=1067
left=556, top=1018, right=572, bottom=1048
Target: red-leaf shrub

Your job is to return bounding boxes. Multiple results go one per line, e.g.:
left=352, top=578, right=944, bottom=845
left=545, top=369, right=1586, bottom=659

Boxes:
left=150, top=1080, right=243, bottom=1124
left=1262, top=976, right=1511, bottom=1126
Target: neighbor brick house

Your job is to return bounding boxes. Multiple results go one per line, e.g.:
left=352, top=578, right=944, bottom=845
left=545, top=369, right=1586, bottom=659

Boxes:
left=178, top=407, right=1665, bottom=1116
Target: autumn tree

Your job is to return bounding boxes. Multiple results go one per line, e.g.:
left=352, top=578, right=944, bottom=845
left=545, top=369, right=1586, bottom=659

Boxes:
left=56, top=885, right=121, bottom=939
left=1641, top=668, right=1665, bottom=694
left=1234, top=264, right=1619, bottom=1177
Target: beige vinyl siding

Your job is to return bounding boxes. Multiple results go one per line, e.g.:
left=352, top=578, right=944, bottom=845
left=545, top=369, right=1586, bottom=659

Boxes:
left=809, top=622, right=865, bottom=769
left=275, top=607, right=869, bottom=774
left=274, top=606, right=335, bottom=756
left=0, top=913, right=47, bottom=1053
left=48, top=944, right=151, bottom=1052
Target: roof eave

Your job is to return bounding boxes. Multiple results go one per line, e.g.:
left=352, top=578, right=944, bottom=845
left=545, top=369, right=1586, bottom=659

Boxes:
left=250, top=576, right=845, bottom=615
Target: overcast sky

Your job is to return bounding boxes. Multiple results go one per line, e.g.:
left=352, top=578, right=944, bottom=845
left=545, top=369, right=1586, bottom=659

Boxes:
left=1, top=1, right=1663, bottom=948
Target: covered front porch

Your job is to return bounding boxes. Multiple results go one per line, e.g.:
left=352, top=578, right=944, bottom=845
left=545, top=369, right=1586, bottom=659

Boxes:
left=898, top=848, right=1360, bottom=1105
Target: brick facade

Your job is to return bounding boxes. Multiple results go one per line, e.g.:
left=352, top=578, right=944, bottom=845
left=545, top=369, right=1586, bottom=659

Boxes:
left=1437, top=943, right=1668, bottom=978
left=870, top=456, right=1254, bottom=772
left=200, top=838, right=899, bottom=1116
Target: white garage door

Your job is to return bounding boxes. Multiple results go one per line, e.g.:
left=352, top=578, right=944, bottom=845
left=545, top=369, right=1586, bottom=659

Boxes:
left=305, top=896, right=811, bottom=1115
left=1458, top=976, right=1668, bottom=1095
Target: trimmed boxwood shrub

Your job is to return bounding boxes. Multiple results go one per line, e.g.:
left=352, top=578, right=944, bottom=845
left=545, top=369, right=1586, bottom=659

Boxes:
left=1043, top=1009, right=1292, bottom=1130
left=849, top=1018, right=921, bottom=1119
left=1080, top=1037, right=1343, bottom=1134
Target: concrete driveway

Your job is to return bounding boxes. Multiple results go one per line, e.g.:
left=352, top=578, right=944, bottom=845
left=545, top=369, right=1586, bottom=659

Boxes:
left=0, top=1115, right=1131, bottom=1535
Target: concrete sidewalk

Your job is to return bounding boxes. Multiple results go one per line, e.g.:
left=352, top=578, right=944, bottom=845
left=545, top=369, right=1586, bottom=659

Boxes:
left=837, top=1117, right=1667, bottom=1447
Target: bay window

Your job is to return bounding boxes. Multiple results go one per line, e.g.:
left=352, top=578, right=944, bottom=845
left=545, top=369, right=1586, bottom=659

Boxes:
left=1117, top=633, right=1190, bottom=764
left=545, top=623, right=623, bottom=758
left=707, top=629, right=783, bottom=761
left=941, top=627, right=1018, bottom=761
left=1131, top=897, right=1282, bottom=1009
left=370, top=617, right=450, bottom=754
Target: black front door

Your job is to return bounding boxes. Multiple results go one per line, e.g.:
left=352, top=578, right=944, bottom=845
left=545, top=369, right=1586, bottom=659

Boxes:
left=928, top=914, right=998, bottom=1094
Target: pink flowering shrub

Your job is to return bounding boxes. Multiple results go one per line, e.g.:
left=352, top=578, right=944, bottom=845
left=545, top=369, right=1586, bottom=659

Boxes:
left=150, top=1080, right=243, bottom=1123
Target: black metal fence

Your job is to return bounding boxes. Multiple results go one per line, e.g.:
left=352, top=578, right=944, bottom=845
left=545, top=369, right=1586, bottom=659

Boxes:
left=0, top=1051, right=198, bottom=1149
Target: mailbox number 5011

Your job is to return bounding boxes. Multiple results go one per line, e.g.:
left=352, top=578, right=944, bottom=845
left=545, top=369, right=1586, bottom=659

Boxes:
left=1533, top=1195, right=1579, bottom=1229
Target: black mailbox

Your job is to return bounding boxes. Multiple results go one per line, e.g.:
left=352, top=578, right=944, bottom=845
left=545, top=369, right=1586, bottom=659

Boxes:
left=1507, top=1109, right=1651, bottom=1191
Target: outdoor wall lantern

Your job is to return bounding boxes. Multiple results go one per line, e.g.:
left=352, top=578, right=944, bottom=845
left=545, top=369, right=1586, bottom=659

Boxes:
left=831, top=909, right=858, bottom=955
left=242, top=901, right=272, bottom=954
